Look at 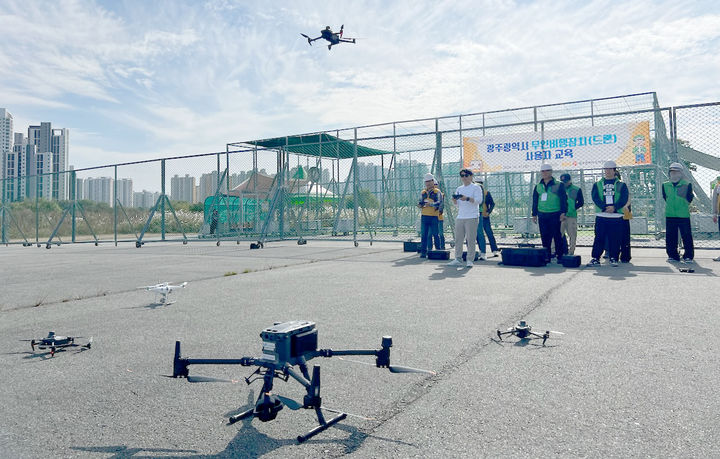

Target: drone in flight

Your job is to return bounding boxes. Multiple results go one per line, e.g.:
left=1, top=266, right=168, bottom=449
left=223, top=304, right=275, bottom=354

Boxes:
left=169, top=320, right=434, bottom=443
left=138, top=281, right=187, bottom=305
left=301, top=25, right=356, bottom=50
left=496, top=320, right=564, bottom=346
left=22, top=331, right=92, bottom=357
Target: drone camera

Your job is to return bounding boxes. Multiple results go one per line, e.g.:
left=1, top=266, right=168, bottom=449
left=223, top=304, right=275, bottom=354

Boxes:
left=255, top=393, right=284, bottom=422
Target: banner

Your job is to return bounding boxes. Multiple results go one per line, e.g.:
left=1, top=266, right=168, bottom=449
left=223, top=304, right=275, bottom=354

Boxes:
left=463, top=121, right=651, bottom=173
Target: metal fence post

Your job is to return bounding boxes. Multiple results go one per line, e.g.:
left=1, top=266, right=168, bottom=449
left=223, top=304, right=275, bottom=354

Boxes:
left=114, top=165, right=118, bottom=246
left=353, top=128, right=359, bottom=245
left=71, top=170, right=76, bottom=243
left=161, top=159, right=166, bottom=241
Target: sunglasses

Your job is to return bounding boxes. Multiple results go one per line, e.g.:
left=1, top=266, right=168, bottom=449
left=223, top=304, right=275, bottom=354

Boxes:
left=460, top=173, right=470, bottom=177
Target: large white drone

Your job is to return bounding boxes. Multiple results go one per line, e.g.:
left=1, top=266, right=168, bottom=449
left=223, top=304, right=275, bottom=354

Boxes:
left=138, top=281, right=187, bottom=305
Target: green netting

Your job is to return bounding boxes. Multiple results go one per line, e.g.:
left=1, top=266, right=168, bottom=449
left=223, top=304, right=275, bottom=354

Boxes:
left=249, top=133, right=393, bottom=158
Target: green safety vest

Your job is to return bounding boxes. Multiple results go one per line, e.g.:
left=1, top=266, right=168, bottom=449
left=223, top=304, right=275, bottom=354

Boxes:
left=536, top=180, right=562, bottom=213
left=594, top=179, right=624, bottom=214
left=663, top=180, right=691, bottom=218
left=566, top=184, right=580, bottom=218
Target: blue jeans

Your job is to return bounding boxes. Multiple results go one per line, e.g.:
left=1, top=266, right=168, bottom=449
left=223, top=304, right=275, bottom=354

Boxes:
left=476, top=218, right=486, bottom=254
left=420, top=215, right=438, bottom=256
left=435, top=219, right=445, bottom=249
left=482, top=216, right=498, bottom=252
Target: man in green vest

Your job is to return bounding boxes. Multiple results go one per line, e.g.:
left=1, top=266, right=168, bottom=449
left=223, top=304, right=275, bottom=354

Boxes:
left=662, top=162, right=694, bottom=263
left=587, top=160, right=629, bottom=267
left=559, top=173, right=584, bottom=255
left=532, top=163, right=568, bottom=262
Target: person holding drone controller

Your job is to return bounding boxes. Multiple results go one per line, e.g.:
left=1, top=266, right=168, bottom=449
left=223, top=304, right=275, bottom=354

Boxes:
left=447, top=169, right=484, bottom=268
left=417, top=173, right=443, bottom=258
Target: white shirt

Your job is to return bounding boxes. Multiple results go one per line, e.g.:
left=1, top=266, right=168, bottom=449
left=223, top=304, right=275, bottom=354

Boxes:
left=455, top=183, right=483, bottom=219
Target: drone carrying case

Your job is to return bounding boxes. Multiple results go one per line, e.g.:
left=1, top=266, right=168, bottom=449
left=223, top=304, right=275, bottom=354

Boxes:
left=560, top=255, right=581, bottom=268
left=403, top=241, right=421, bottom=252
left=462, top=251, right=480, bottom=261
left=427, top=250, right=450, bottom=260
left=501, top=247, right=547, bottom=267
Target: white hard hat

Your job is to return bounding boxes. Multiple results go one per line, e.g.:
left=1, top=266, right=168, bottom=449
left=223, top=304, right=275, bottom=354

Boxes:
left=423, top=173, right=434, bottom=182
left=669, top=162, right=683, bottom=171
left=540, top=163, right=552, bottom=171
left=603, top=160, right=617, bottom=169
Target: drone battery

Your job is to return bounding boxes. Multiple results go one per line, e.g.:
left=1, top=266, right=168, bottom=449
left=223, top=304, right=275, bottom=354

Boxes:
left=427, top=250, right=450, bottom=260
left=403, top=241, right=421, bottom=252
left=291, top=329, right=318, bottom=358
left=560, top=255, right=581, bottom=268
left=500, top=248, right=547, bottom=267
left=462, top=251, right=479, bottom=261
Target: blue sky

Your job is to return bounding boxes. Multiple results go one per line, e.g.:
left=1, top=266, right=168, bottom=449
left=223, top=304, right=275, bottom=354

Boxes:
left=1, top=0, right=719, bottom=175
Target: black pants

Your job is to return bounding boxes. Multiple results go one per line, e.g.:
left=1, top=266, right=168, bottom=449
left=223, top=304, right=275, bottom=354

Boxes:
left=538, top=212, right=564, bottom=260
left=592, top=217, right=622, bottom=260
left=666, top=217, right=694, bottom=260
left=620, top=219, right=631, bottom=262
left=482, top=216, right=498, bottom=252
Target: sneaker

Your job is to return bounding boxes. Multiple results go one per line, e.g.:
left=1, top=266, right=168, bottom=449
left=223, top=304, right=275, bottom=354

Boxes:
left=714, top=256, right=720, bottom=262
left=610, top=258, right=619, bottom=267
left=447, top=259, right=463, bottom=267
left=466, top=260, right=473, bottom=268
left=420, top=254, right=426, bottom=258
left=682, top=258, right=694, bottom=264
left=586, top=258, right=600, bottom=267
left=491, top=251, right=500, bottom=258
left=666, top=257, right=680, bottom=263
left=478, top=253, right=487, bottom=261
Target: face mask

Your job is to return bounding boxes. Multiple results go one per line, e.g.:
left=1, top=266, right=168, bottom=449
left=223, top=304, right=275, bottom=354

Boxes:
left=670, top=171, right=682, bottom=183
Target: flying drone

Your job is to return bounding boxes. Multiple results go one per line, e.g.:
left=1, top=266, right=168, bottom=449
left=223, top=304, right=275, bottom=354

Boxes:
left=22, top=331, right=92, bottom=357
left=170, top=320, right=434, bottom=443
left=138, top=281, right=187, bottom=305
left=496, top=320, right=564, bottom=346
left=301, top=25, right=356, bottom=50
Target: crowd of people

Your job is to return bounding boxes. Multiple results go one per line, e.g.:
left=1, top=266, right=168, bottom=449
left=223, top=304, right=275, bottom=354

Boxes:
left=416, top=161, right=720, bottom=267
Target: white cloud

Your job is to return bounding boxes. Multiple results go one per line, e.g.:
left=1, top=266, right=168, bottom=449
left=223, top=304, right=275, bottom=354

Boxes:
left=0, top=0, right=718, bottom=175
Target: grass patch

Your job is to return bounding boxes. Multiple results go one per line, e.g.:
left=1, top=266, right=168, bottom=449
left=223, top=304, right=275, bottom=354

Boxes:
left=224, top=271, right=238, bottom=276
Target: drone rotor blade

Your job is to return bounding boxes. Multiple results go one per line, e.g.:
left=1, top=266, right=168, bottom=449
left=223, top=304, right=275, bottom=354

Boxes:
left=276, top=395, right=302, bottom=410
left=337, top=356, right=374, bottom=366
left=186, top=375, right=238, bottom=383
left=322, top=406, right=375, bottom=421
left=547, top=330, right=565, bottom=335
left=388, top=365, right=436, bottom=375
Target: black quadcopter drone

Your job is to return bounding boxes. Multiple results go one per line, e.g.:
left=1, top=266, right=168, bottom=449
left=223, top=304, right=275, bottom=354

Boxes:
left=496, top=320, right=564, bottom=346
left=22, top=331, right=92, bottom=357
left=301, top=25, right=356, bottom=50
left=170, top=320, right=433, bottom=443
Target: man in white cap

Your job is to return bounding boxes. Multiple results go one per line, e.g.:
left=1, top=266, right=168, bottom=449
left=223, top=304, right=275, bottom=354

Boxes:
left=447, top=168, right=483, bottom=267
left=662, top=162, right=695, bottom=263
left=587, top=160, right=629, bottom=267
left=531, top=163, right=568, bottom=263
left=417, top=173, right=442, bottom=258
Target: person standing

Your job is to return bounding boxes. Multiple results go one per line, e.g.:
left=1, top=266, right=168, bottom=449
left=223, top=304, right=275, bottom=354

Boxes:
left=475, top=178, right=499, bottom=257
left=447, top=169, right=483, bottom=268
left=210, top=208, right=219, bottom=235
left=587, top=161, right=629, bottom=267
left=663, top=162, right=695, bottom=263
left=713, top=176, right=720, bottom=261
left=473, top=177, right=487, bottom=261
left=559, top=173, right=583, bottom=255
left=417, top=173, right=442, bottom=258
left=532, top=164, right=568, bottom=263
left=433, top=179, right=445, bottom=250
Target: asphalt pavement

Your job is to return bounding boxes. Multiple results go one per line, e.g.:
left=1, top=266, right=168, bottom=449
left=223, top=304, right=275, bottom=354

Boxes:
left=1, top=240, right=718, bottom=458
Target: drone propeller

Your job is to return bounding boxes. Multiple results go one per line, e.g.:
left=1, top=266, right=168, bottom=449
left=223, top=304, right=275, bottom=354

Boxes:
left=161, top=374, right=238, bottom=383
left=546, top=330, right=565, bottom=335
left=321, top=406, right=375, bottom=421
left=300, top=33, right=312, bottom=45
left=276, top=395, right=302, bottom=410
left=388, top=365, right=436, bottom=375
left=338, top=357, right=435, bottom=375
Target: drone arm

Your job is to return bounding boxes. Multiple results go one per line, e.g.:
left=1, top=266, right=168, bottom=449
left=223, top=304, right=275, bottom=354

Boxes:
left=284, top=364, right=312, bottom=389
left=172, top=341, right=256, bottom=378
left=312, top=336, right=393, bottom=368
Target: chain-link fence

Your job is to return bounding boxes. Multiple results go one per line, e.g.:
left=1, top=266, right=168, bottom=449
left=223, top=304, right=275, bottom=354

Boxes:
left=2, top=93, right=719, bottom=249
